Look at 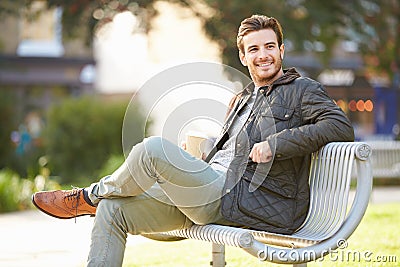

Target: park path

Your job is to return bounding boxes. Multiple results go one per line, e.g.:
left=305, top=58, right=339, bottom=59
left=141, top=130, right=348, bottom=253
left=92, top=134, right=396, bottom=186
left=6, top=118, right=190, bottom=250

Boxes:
left=0, top=209, right=148, bottom=267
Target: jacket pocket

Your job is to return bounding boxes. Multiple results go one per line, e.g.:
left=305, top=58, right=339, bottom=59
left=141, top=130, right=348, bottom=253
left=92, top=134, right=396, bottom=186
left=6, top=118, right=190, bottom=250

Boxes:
left=237, top=172, right=297, bottom=228
left=260, top=105, right=295, bottom=133
left=262, top=105, right=294, bottom=120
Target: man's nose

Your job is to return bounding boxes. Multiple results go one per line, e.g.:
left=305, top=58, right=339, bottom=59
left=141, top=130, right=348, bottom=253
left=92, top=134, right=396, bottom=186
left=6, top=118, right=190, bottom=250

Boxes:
left=258, top=48, right=269, bottom=59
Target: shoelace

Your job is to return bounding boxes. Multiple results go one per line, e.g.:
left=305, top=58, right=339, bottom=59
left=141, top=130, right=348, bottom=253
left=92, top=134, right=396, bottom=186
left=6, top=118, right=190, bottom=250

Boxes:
left=65, top=187, right=82, bottom=223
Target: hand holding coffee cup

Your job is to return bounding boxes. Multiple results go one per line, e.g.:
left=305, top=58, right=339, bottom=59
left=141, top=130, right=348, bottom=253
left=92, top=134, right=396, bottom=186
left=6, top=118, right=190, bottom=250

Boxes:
left=185, top=131, right=208, bottom=159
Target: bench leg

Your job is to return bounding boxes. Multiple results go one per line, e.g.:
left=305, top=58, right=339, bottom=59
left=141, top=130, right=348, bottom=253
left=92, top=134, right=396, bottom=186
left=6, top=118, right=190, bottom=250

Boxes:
left=293, top=263, right=307, bottom=267
left=210, top=243, right=226, bottom=266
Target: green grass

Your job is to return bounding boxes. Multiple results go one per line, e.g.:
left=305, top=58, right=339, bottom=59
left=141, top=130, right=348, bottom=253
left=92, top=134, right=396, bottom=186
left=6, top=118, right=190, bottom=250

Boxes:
left=123, top=203, right=400, bottom=266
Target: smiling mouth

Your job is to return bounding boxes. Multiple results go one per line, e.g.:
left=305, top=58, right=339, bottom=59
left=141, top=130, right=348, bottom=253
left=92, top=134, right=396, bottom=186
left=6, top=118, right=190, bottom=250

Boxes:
left=258, top=62, right=273, bottom=67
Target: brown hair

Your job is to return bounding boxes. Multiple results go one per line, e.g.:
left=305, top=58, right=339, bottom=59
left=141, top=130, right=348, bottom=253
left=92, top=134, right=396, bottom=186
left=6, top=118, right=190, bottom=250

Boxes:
left=237, top=15, right=284, bottom=54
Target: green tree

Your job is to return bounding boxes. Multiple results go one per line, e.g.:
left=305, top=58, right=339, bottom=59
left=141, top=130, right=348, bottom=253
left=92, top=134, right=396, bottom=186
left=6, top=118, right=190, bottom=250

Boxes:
left=191, top=0, right=348, bottom=74
left=0, top=0, right=30, bottom=17
left=0, top=0, right=158, bottom=45
left=1, top=0, right=398, bottom=83
left=190, top=0, right=399, bottom=84
left=344, top=0, right=399, bottom=85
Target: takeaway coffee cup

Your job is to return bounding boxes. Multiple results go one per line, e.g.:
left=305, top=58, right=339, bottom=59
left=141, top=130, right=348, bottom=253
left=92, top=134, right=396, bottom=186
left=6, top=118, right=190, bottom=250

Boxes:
left=185, top=132, right=208, bottom=158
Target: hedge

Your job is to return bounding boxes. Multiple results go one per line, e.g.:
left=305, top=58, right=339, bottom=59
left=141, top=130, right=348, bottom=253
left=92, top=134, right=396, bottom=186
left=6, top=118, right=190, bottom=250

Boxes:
left=43, top=96, right=146, bottom=185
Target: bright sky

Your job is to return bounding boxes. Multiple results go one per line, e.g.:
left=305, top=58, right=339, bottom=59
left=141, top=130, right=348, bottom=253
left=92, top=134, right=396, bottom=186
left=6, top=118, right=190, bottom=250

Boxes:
left=93, top=4, right=243, bottom=138
left=94, top=11, right=150, bottom=92
left=94, top=2, right=221, bottom=94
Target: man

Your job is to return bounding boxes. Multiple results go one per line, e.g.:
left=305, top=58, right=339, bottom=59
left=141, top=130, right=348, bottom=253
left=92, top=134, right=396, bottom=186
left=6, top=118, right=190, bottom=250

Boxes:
left=32, top=14, right=354, bottom=266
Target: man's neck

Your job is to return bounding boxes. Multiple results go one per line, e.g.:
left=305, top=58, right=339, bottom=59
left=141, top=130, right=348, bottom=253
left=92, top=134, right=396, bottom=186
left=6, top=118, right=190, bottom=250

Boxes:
left=254, top=69, right=284, bottom=88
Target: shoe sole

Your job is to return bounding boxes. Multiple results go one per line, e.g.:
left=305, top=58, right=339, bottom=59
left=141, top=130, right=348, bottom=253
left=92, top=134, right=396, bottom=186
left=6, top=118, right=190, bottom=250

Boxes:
left=31, top=195, right=95, bottom=219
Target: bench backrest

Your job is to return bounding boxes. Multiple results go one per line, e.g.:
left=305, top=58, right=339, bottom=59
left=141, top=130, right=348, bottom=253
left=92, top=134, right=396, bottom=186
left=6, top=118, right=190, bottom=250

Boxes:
left=293, top=142, right=368, bottom=241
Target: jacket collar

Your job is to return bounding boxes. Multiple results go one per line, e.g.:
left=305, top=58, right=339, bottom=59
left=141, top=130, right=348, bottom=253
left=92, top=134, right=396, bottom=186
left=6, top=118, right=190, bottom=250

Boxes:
left=272, top=67, right=301, bottom=86
left=242, top=67, right=301, bottom=95
left=222, top=68, right=301, bottom=132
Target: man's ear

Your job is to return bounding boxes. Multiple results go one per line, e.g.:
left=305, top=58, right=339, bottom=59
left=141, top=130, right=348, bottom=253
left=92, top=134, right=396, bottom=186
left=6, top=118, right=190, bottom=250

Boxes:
left=239, top=51, right=247, bottom=66
left=280, top=43, right=285, bottom=60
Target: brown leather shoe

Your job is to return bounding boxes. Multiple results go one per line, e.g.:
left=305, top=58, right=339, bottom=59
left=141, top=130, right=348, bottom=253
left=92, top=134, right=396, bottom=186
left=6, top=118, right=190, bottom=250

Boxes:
left=32, top=188, right=96, bottom=219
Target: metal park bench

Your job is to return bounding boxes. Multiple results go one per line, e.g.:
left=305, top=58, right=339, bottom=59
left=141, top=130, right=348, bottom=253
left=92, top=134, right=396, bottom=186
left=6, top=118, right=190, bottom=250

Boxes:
left=367, top=141, right=400, bottom=178
left=144, top=142, right=373, bottom=266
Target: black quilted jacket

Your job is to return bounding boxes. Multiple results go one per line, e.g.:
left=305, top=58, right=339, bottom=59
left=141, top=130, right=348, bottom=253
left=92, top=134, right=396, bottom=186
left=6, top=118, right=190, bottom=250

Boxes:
left=212, top=68, right=354, bottom=234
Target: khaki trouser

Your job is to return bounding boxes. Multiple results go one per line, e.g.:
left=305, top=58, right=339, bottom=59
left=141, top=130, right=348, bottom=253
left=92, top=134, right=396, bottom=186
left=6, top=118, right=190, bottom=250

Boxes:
left=86, top=136, right=228, bottom=267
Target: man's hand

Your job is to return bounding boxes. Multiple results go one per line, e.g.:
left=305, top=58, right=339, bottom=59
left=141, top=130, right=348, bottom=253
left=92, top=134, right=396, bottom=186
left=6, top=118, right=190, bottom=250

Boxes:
left=181, top=140, right=206, bottom=160
left=249, top=141, right=273, bottom=163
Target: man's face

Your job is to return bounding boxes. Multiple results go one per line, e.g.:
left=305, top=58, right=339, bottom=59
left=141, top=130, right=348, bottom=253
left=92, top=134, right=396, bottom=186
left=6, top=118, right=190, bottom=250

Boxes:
left=239, top=29, right=284, bottom=87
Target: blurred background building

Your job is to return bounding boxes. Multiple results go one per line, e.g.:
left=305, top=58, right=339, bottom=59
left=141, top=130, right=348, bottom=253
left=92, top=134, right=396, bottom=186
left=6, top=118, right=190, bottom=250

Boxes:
left=0, top=1, right=95, bottom=122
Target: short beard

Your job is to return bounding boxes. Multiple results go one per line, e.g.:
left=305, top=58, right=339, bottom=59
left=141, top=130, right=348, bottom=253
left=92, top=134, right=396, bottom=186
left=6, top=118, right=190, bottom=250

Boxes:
left=253, top=56, right=283, bottom=86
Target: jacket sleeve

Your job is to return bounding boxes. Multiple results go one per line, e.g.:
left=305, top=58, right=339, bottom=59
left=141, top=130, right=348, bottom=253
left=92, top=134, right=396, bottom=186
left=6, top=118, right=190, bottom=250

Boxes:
left=267, top=80, right=354, bottom=160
